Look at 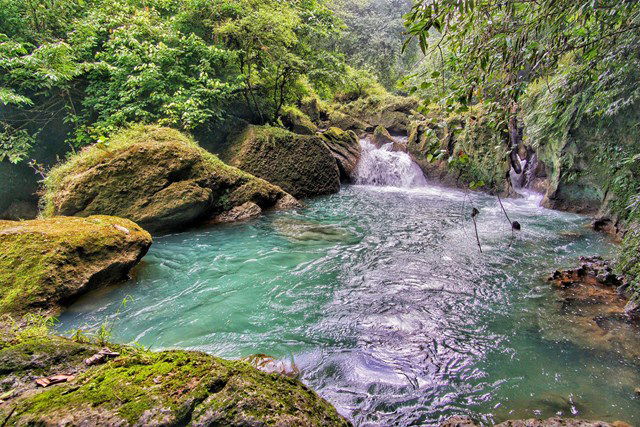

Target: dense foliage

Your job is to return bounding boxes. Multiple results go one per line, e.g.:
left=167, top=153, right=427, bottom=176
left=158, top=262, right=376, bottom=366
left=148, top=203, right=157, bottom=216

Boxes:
left=0, top=0, right=357, bottom=162
left=329, top=0, right=419, bottom=89
left=404, top=0, right=640, bottom=154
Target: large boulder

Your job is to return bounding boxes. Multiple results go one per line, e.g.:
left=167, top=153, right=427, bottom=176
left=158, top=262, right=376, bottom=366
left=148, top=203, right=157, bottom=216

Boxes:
left=42, top=126, right=294, bottom=232
left=407, top=105, right=517, bottom=196
left=0, top=215, right=151, bottom=315
left=228, top=125, right=341, bottom=198
left=327, top=94, right=421, bottom=134
left=0, top=327, right=350, bottom=426
left=320, top=127, right=361, bottom=181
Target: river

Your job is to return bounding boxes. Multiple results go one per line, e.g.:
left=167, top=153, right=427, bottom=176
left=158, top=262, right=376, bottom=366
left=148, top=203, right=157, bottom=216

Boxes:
left=56, top=140, right=640, bottom=425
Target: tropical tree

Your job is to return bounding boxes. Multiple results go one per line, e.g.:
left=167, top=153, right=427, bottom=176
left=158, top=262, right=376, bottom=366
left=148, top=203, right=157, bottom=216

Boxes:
left=404, top=0, right=640, bottom=169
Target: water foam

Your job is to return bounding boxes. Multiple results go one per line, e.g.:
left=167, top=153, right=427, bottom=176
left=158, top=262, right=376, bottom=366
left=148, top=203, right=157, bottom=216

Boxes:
left=354, top=139, right=427, bottom=188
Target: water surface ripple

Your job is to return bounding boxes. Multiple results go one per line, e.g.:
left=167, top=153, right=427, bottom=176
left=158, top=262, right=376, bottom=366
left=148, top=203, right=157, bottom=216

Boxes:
left=57, top=184, right=640, bottom=425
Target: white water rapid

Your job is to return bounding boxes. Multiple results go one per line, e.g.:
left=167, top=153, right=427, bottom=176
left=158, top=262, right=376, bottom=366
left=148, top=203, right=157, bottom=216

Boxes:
left=355, top=138, right=427, bottom=188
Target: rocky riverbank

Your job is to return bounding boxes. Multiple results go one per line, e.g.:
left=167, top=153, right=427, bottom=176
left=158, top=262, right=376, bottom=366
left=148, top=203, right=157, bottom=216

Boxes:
left=0, top=216, right=151, bottom=315
left=0, top=318, right=350, bottom=426
left=441, top=415, right=631, bottom=427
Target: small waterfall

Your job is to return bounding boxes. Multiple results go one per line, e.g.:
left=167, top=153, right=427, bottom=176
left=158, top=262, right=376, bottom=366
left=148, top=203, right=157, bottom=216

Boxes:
left=355, top=139, right=427, bottom=188
left=509, top=154, right=528, bottom=189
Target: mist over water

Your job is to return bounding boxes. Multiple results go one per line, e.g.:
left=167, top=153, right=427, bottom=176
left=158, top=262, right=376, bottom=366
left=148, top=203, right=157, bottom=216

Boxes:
left=56, top=147, right=640, bottom=425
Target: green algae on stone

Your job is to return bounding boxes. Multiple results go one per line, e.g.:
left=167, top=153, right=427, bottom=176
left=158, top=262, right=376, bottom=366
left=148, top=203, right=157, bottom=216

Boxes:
left=42, top=125, right=293, bottom=233
left=407, top=104, right=515, bottom=195
left=0, top=326, right=350, bottom=426
left=522, top=67, right=640, bottom=221
left=616, top=227, right=640, bottom=300
left=320, top=127, right=361, bottom=181
left=0, top=216, right=152, bottom=315
left=229, top=125, right=341, bottom=198
left=280, top=106, right=318, bottom=135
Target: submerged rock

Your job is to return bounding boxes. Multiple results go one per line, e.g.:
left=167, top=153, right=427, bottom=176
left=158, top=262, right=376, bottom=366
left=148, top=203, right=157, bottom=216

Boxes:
left=212, top=201, right=262, bottom=224
left=320, top=127, right=361, bottom=181
left=273, top=217, right=358, bottom=244
left=243, top=354, right=300, bottom=378
left=228, top=125, right=341, bottom=198
left=0, top=327, right=350, bottom=426
left=544, top=256, right=640, bottom=359
left=441, top=416, right=629, bottom=427
left=0, top=215, right=151, bottom=315
left=42, top=125, right=294, bottom=233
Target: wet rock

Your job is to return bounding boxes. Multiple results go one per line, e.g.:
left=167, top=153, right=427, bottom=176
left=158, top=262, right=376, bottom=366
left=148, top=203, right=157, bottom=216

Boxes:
left=545, top=256, right=640, bottom=359
left=441, top=417, right=629, bottom=427
left=497, top=418, right=630, bottom=427
left=273, top=217, right=358, bottom=244
left=42, top=125, right=293, bottom=233
left=549, top=256, right=625, bottom=292
left=212, top=202, right=262, bottom=224
left=274, top=193, right=303, bottom=210
left=0, top=327, right=350, bottom=426
left=440, top=416, right=478, bottom=427
left=243, top=354, right=300, bottom=378
left=592, top=217, right=620, bottom=239
left=406, top=105, right=517, bottom=196
left=320, top=127, right=361, bottom=181
left=228, top=125, right=340, bottom=198
left=372, top=125, right=395, bottom=147
left=0, top=215, right=151, bottom=315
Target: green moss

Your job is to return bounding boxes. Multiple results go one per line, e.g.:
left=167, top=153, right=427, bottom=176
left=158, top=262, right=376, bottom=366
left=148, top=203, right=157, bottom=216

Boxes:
left=280, top=106, right=318, bottom=135
left=0, top=325, right=349, bottom=426
left=523, top=64, right=640, bottom=218
left=616, top=226, right=640, bottom=299
left=41, top=125, right=290, bottom=232
left=407, top=104, right=512, bottom=194
left=0, top=216, right=152, bottom=315
left=229, top=125, right=340, bottom=198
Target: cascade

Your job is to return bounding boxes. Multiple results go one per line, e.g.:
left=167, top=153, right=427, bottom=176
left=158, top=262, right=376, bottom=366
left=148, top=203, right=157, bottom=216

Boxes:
left=354, top=139, right=427, bottom=188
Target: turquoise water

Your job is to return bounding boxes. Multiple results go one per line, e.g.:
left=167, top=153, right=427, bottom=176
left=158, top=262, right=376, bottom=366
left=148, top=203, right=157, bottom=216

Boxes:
left=56, top=184, right=640, bottom=425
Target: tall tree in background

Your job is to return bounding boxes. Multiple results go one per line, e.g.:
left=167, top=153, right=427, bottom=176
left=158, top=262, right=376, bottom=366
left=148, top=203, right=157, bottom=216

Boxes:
left=331, top=0, right=420, bottom=89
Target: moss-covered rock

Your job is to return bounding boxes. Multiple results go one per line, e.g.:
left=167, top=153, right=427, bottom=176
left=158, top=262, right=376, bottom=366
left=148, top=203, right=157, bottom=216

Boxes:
left=0, top=216, right=151, bottom=315
left=320, top=127, right=361, bottom=181
left=281, top=106, right=318, bottom=135
left=372, top=125, right=395, bottom=147
left=228, top=125, right=341, bottom=198
left=42, top=125, right=294, bottom=233
left=0, top=325, right=350, bottom=426
left=326, top=110, right=370, bottom=133
left=407, top=105, right=515, bottom=195
left=523, top=70, right=640, bottom=221
left=328, top=94, right=421, bottom=134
